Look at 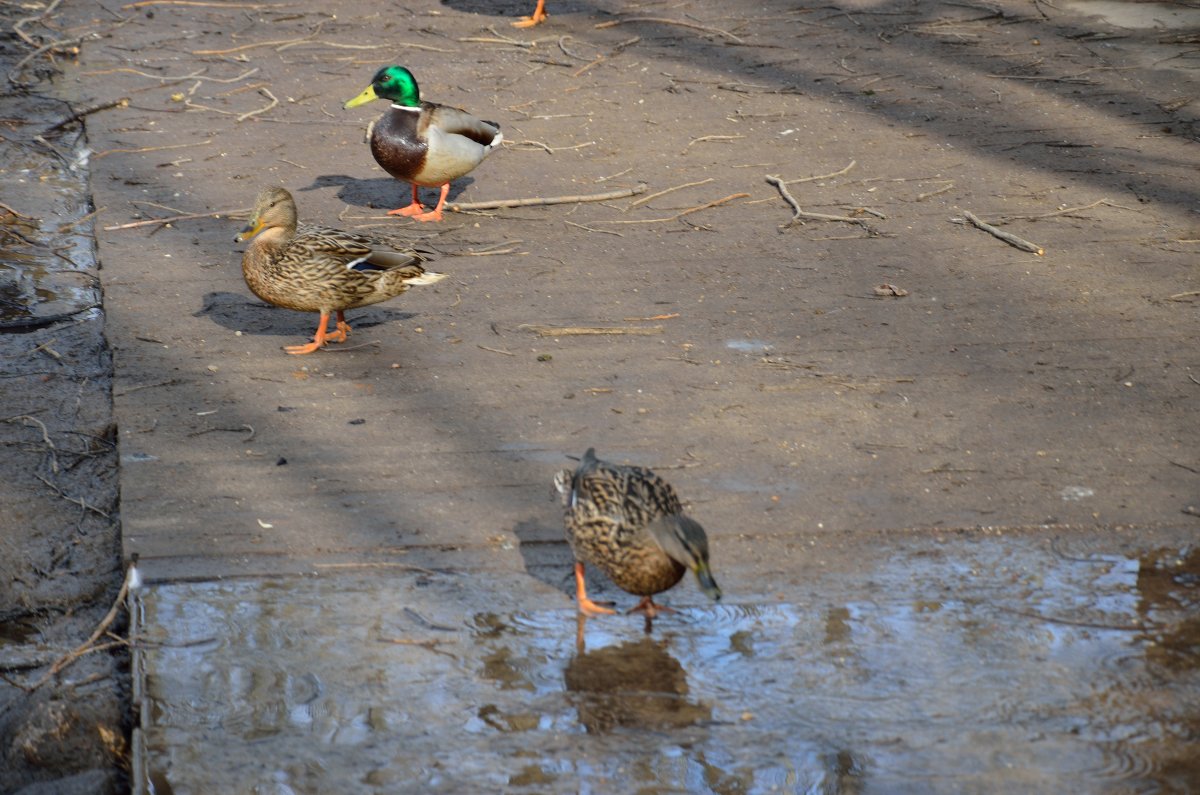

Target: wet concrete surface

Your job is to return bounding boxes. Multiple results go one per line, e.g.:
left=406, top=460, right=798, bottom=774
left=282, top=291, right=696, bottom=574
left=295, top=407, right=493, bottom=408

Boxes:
left=136, top=534, right=1199, bottom=793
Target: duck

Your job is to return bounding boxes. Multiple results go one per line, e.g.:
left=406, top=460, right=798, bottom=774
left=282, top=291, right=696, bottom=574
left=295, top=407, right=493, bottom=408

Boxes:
left=513, top=0, right=548, bottom=27
left=554, top=448, right=722, bottom=618
left=233, top=186, right=445, bottom=355
left=344, top=66, right=502, bottom=223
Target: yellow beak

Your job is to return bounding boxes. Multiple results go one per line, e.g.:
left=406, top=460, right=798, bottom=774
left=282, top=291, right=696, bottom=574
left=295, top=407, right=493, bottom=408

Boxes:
left=343, top=85, right=379, bottom=109
left=235, top=218, right=264, bottom=243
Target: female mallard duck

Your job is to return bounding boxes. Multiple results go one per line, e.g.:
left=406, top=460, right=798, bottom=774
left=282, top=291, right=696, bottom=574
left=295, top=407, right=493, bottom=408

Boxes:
left=554, top=448, right=721, bottom=618
left=234, top=186, right=445, bottom=355
left=344, top=66, right=502, bottom=223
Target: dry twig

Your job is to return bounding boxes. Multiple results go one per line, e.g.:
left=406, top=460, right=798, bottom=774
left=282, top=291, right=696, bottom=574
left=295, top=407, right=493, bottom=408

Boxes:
left=5, top=415, right=58, bottom=473
left=766, top=176, right=868, bottom=230
left=44, top=98, right=130, bottom=135
left=34, top=473, right=108, bottom=517
left=607, top=192, right=748, bottom=225
left=236, top=87, right=278, bottom=122
left=447, top=185, right=645, bottom=212
left=594, top=17, right=744, bottom=43
left=781, top=160, right=856, bottom=184
left=996, top=199, right=1112, bottom=222
left=104, top=207, right=246, bottom=231
left=125, top=0, right=286, bottom=7
left=0, top=201, right=36, bottom=221
left=628, top=178, right=713, bottom=209
left=519, top=324, right=664, bottom=337
left=959, top=210, right=1044, bottom=255
left=29, top=562, right=136, bottom=691
left=916, top=181, right=954, bottom=201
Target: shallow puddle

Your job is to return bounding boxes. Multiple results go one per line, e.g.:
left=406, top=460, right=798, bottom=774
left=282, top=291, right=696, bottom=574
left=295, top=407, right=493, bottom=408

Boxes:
left=133, top=539, right=1199, bottom=793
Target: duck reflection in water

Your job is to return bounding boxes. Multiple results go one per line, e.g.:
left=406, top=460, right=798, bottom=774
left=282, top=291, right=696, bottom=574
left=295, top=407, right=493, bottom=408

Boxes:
left=564, top=616, right=711, bottom=734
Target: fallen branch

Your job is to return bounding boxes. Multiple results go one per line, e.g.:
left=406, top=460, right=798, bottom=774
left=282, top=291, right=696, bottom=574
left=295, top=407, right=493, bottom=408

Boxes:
left=93, top=139, right=213, bottom=160
left=607, top=192, right=749, bottom=225
left=104, top=208, right=246, bottom=231
left=193, top=26, right=325, bottom=55
left=0, top=201, right=37, bottom=220
left=125, top=0, right=286, bottom=7
left=683, top=134, right=745, bottom=153
left=43, top=98, right=130, bottom=135
left=509, top=139, right=595, bottom=154
left=594, top=16, right=744, bottom=43
left=628, top=178, right=713, bottom=209
left=13, top=0, right=64, bottom=46
left=959, top=210, right=1044, bottom=255
left=34, top=473, right=109, bottom=517
left=564, top=220, right=623, bottom=236
left=29, top=561, right=136, bottom=691
left=766, top=175, right=867, bottom=229
left=81, top=67, right=259, bottom=84
left=447, top=185, right=645, bottom=212
left=781, top=160, right=856, bottom=185
left=186, top=424, right=255, bottom=442
left=236, top=87, right=278, bottom=122
left=996, top=198, right=1110, bottom=222
left=519, top=324, right=664, bottom=336
left=624, top=313, right=679, bottom=321
left=915, top=181, right=954, bottom=201
left=9, top=35, right=91, bottom=89
left=5, top=415, right=58, bottom=473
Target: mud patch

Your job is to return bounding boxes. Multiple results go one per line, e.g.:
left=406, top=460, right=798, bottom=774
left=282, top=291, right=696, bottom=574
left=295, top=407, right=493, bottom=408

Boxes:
left=0, top=5, right=125, bottom=793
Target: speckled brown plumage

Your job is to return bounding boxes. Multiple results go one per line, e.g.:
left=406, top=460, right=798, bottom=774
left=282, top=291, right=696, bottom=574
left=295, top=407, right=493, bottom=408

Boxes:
left=555, top=448, right=721, bottom=617
left=234, top=186, right=445, bottom=354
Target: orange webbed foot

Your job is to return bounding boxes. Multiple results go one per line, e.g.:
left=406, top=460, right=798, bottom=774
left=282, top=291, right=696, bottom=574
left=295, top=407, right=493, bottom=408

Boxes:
left=326, top=318, right=351, bottom=344
left=285, top=340, right=325, bottom=355
left=388, top=202, right=427, bottom=218
left=410, top=209, right=445, bottom=223
left=286, top=313, right=331, bottom=354
left=574, top=561, right=616, bottom=616
left=512, top=0, right=547, bottom=26
left=578, top=597, right=617, bottom=616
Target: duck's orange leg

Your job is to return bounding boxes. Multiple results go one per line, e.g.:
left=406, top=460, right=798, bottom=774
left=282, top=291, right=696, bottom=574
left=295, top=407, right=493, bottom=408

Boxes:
left=388, top=184, right=427, bottom=218
left=512, top=0, right=548, bottom=27
left=628, top=596, right=676, bottom=619
left=574, top=562, right=616, bottom=616
left=325, top=310, right=351, bottom=344
left=285, top=311, right=332, bottom=355
left=411, top=183, right=451, bottom=223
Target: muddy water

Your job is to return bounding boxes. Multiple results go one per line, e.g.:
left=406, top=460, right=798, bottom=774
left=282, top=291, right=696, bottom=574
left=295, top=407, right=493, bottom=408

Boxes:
left=0, top=144, right=100, bottom=330
left=133, top=538, right=1199, bottom=794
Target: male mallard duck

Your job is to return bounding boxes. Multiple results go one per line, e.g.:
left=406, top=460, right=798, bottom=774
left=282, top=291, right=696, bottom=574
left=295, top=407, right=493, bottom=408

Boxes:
left=513, top=0, right=548, bottom=27
left=234, top=186, right=445, bottom=355
left=554, top=448, right=722, bottom=617
left=344, top=66, right=502, bottom=223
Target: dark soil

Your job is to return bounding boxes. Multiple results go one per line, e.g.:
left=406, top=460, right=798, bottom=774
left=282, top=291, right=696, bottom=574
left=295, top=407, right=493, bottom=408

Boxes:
left=1, top=5, right=126, bottom=793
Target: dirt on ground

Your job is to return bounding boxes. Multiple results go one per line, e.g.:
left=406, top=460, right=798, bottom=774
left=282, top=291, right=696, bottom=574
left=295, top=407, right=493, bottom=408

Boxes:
left=1, top=3, right=126, bottom=792
left=1, top=0, right=1198, bottom=791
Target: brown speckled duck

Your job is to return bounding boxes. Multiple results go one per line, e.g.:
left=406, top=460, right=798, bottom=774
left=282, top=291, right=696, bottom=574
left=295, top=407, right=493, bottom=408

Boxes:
left=233, top=186, right=445, bottom=355
left=344, top=66, right=502, bottom=223
left=554, top=448, right=722, bottom=618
